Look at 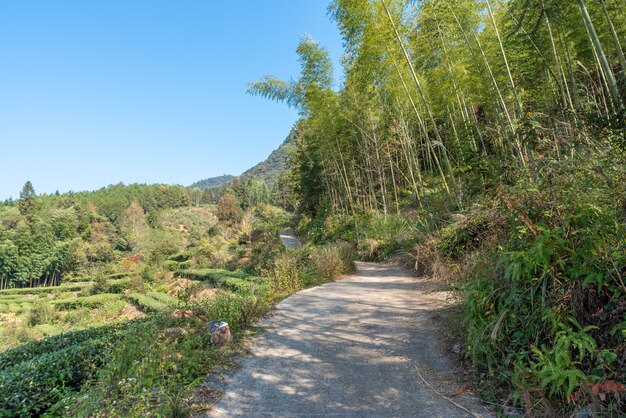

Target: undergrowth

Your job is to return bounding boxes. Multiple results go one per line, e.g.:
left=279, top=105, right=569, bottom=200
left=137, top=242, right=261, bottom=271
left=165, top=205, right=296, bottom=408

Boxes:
left=50, top=241, right=355, bottom=417
left=299, top=149, right=625, bottom=416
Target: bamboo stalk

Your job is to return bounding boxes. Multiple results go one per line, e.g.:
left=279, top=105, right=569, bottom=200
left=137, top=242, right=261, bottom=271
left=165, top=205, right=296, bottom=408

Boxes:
left=485, top=0, right=523, bottom=117
left=380, top=0, right=458, bottom=200
left=577, top=0, right=623, bottom=112
left=599, top=0, right=626, bottom=85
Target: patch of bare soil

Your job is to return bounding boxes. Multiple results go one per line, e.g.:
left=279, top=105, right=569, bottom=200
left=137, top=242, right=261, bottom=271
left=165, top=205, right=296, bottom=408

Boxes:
left=119, top=304, right=145, bottom=320
left=168, top=278, right=218, bottom=302
left=191, top=288, right=218, bottom=302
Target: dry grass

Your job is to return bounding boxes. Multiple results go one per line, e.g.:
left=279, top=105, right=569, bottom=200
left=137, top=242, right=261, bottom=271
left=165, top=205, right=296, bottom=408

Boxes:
left=118, top=304, right=145, bottom=320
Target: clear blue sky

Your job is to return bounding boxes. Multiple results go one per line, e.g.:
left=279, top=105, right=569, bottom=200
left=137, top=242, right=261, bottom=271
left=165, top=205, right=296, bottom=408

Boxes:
left=0, top=1, right=344, bottom=200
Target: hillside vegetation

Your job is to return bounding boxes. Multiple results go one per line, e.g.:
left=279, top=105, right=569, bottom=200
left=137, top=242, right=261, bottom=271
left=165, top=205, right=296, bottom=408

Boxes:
left=249, top=0, right=625, bottom=416
left=239, top=128, right=297, bottom=189
left=1, top=0, right=624, bottom=416
left=189, top=129, right=296, bottom=209
left=0, top=179, right=355, bottom=416
left=189, top=175, right=235, bottom=190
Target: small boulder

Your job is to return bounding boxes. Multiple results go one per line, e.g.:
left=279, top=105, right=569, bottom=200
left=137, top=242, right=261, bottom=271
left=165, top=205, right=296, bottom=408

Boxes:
left=209, top=321, right=231, bottom=346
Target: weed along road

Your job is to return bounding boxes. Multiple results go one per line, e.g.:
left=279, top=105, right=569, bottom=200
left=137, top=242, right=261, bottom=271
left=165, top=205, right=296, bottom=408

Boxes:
left=205, top=262, right=491, bottom=417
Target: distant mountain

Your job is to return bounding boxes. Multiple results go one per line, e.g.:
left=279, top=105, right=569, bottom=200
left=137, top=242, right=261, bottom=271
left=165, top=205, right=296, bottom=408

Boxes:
left=189, top=174, right=235, bottom=190
left=239, top=128, right=296, bottom=188
left=191, top=126, right=297, bottom=190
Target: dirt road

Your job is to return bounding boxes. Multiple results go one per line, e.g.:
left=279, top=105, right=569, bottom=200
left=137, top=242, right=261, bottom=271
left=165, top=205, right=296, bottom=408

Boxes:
left=206, top=262, right=490, bottom=417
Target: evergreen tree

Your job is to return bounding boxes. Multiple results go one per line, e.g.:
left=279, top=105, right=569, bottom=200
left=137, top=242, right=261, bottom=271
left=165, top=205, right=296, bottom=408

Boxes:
left=18, top=181, right=36, bottom=220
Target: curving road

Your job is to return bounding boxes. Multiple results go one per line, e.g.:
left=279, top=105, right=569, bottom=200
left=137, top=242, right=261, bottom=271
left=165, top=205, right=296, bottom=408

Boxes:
left=205, top=262, right=491, bottom=417
left=278, top=229, right=302, bottom=249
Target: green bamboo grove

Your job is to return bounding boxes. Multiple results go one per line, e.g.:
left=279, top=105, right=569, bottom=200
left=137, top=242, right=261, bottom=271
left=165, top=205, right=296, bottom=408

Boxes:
left=250, top=0, right=625, bottom=215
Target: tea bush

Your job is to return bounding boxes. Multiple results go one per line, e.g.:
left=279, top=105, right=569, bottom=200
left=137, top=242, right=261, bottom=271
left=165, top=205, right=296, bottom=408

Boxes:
left=51, top=293, right=121, bottom=310
left=146, top=291, right=179, bottom=306
left=127, top=293, right=169, bottom=313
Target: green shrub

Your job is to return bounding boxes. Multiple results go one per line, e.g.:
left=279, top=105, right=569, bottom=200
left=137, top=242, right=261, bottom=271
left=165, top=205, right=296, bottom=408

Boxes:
left=164, top=258, right=193, bottom=271
left=0, top=323, right=127, bottom=372
left=216, top=277, right=260, bottom=294
left=146, top=292, right=178, bottom=306
left=168, top=251, right=193, bottom=262
left=129, top=273, right=145, bottom=293
left=175, top=268, right=248, bottom=283
left=0, top=283, right=88, bottom=296
left=268, top=253, right=303, bottom=299
left=126, top=293, right=168, bottom=313
left=248, top=232, right=285, bottom=274
left=90, top=273, right=110, bottom=295
left=0, top=336, right=116, bottom=417
left=107, top=272, right=129, bottom=280
left=32, top=323, right=62, bottom=337
left=463, top=157, right=625, bottom=413
left=201, top=291, right=269, bottom=332
left=174, top=268, right=263, bottom=294
left=311, top=242, right=355, bottom=280
left=0, top=294, right=26, bottom=302
left=51, top=293, right=121, bottom=310
left=28, top=302, right=57, bottom=326
left=106, top=278, right=132, bottom=294
left=19, top=302, right=33, bottom=312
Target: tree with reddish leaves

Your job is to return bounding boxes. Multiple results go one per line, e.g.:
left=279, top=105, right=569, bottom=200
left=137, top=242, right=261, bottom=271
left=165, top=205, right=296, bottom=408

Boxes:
left=216, top=194, right=241, bottom=224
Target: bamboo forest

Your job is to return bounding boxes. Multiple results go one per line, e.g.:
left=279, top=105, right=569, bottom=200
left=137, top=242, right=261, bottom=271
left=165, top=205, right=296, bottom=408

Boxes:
left=0, top=1, right=624, bottom=416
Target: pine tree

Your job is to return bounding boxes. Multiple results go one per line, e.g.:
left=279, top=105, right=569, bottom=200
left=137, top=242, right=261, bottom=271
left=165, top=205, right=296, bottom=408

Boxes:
left=18, top=181, right=36, bottom=220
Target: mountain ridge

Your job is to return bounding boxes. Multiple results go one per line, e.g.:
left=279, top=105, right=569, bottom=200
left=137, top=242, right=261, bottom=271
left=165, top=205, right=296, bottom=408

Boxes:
left=190, top=126, right=297, bottom=190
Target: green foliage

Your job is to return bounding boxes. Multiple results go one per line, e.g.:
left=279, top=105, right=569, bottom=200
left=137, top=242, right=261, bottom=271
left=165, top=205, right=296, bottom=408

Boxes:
left=161, top=206, right=218, bottom=244
left=267, top=242, right=355, bottom=300
left=0, top=322, right=134, bottom=417
left=126, top=293, right=169, bottom=313
left=255, top=204, right=291, bottom=230
left=0, top=338, right=114, bottom=417
left=90, top=273, right=110, bottom=294
left=146, top=291, right=178, bottom=306
left=175, top=268, right=246, bottom=282
left=0, top=200, right=354, bottom=416
left=248, top=230, right=285, bottom=274
left=164, top=259, right=193, bottom=271
left=251, top=1, right=626, bottom=412
left=28, top=302, right=57, bottom=326
left=0, top=283, right=88, bottom=295
left=301, top=211, right=414, bottom=261
left=267, top=253, right=303, bottom=299
left=52, top=293, right=122, bottom=310
left=70, top=275, right=283, bottom=416
left=17, top=181, right=36, bottom=220
left=105, top=278, right=132, bottom=294
left=32, top=323, right=62, bottom=337
left=189, top=174, right=235, bottom=190
left=310, top=242, right=356, bottom=280
left=463, top=156, right=625, bottom=412
left=0, top=323, right=127, bottom=373
left=0, top=182, right=195, bottom=291
left=174, top=268, right=263, bottom=294
left=527, top=322, right=597, bottom=398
